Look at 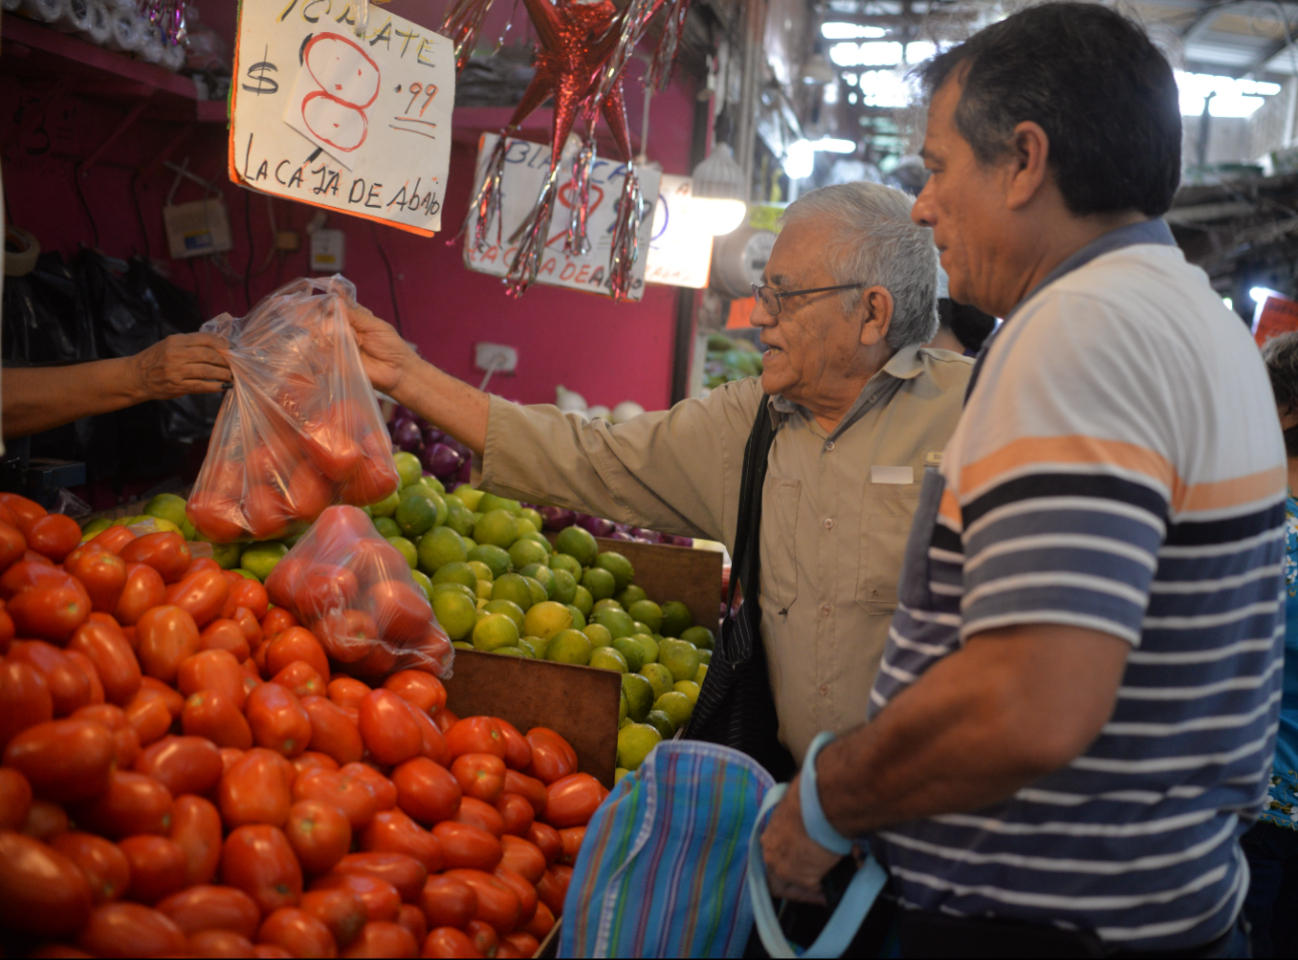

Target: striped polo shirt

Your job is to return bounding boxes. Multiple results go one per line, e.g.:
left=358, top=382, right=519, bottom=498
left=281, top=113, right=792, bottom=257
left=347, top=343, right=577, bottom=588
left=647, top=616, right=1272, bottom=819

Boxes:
left=869, top=221, right=1287, bottom=951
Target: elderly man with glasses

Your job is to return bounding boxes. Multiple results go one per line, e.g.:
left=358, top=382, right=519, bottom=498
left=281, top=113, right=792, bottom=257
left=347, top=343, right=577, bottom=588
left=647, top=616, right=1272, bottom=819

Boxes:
left=344, top=180, right=972, bottom=771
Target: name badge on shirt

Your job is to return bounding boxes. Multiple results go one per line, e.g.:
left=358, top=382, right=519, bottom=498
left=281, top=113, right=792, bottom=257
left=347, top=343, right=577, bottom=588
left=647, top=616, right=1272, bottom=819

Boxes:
left=871, top=465, right=914, bottom=485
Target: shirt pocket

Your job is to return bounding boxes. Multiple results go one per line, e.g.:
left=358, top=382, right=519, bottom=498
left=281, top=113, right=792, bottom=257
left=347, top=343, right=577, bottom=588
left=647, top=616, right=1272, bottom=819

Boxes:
left=760, top=479, right=801, bottom=613
left=857, top=480, right=922, bottom=615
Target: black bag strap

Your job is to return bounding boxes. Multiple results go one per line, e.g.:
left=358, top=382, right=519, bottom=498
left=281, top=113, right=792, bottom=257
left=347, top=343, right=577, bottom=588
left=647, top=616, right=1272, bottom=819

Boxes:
left=728, top=397, right=778, bottom=615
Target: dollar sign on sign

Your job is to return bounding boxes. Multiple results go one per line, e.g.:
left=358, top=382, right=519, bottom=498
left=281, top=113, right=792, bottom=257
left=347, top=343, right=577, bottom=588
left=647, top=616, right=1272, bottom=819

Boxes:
left=243, top=46, right=279, bottom=95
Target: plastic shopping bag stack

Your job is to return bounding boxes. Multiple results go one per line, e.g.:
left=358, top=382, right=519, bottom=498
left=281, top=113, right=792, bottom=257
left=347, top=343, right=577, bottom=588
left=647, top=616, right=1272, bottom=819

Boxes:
left=187, top=276, right=400, bottom=543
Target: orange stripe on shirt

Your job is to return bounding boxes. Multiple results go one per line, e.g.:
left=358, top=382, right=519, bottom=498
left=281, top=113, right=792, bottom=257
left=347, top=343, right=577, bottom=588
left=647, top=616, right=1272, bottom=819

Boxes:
left=939, top=488, right=962, bottom=530
left=959, top=436, right=1176, bottom=499
left=1177, top=466, right=1286, bottom=513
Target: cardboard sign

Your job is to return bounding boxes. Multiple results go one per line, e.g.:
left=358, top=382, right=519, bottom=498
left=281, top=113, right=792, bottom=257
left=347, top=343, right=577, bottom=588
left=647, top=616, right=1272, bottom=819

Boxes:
left=1255, top=292, right=1298, bottom=348
left=229, top=1, right=455, bottom=237
left=462, top=134, right=661, bottom=300
left=643, top=174, right=713, bottom=289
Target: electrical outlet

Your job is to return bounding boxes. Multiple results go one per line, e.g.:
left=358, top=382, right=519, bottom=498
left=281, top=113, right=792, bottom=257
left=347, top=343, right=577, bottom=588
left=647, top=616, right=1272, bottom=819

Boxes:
left=310, top=229, right=345, bottom=272
left=475, top=343, right=518, bottom=374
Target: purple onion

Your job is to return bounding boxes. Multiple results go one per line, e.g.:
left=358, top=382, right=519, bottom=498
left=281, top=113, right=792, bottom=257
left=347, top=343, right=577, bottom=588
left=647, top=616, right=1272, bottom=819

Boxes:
left=390, top=405, right=417, bottom=425
left=390, top=418, right=424, bottom=452
left=610, top=530, right=635, bottom=542
left=539, top=506, right=577, bottom=531
left=631, top=527, right=661, bottom=542
left=579, top=514, right=616, bottom=538
left=421, top=441, right=465, bottom=478
left=420, top=424, right=445, bottom=447
left=456, top=459, right=472, bottom=484
left=667, top=535, right=694, bottom=548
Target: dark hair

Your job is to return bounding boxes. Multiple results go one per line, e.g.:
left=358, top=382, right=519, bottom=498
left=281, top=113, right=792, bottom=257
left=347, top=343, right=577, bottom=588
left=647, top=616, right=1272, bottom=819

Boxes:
left=1263, top=331, right=1298, bottom=458
left=918, top=2, right=1181, bottom=217
left=938, top=299, right=998, bottom=353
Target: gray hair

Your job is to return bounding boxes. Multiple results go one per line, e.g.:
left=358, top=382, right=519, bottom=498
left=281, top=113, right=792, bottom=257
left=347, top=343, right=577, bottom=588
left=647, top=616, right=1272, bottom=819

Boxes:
left=781, top=182, right=938, bottom=349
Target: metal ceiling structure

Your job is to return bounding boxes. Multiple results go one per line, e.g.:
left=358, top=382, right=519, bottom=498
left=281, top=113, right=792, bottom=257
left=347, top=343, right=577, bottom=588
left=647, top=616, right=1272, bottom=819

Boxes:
left=1131, top=0, right=1298, bottom=78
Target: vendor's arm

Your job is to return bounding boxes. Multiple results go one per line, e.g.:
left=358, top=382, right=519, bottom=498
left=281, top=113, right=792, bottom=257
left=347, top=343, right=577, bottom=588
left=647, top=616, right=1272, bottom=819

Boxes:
left=2, top=332, right=231, bottom=440
left=760, top=623, right=1128, bottom=902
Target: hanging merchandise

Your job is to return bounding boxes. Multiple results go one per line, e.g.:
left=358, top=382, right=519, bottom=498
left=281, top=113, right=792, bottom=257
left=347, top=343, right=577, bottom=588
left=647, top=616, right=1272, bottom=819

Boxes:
left=457, top=0, right=693, bottom=299
left=228, top=1, right=455, bottom=236
left=186, top=276, right=400, bottom=544
left=137, top=0, right=184, bottom=44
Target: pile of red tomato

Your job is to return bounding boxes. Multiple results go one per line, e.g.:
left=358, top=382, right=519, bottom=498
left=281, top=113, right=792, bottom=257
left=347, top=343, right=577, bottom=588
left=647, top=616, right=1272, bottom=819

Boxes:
left=0, top=492, right=607, bottom=958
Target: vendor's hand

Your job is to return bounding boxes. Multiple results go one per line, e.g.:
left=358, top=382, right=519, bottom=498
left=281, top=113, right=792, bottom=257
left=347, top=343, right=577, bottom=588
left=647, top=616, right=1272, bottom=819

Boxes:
left=131, top=332, right=232, bottom=400
left=344, top=301, right=419, bottom=398
left=760, top=774, right=845, bottom=905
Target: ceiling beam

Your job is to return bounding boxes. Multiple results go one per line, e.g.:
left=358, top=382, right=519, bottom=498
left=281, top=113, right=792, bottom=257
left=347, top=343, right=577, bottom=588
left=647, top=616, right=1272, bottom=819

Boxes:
left=1180, top=1, right=1227, bottom=42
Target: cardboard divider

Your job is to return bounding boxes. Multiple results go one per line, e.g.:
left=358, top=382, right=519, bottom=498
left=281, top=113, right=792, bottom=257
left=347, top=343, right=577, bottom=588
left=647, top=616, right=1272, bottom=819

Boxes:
left=444, top=649, right=622, bottom=789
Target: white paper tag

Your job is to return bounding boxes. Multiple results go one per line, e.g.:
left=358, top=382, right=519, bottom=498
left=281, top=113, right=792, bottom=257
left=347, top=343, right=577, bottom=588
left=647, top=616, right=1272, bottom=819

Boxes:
left=871, top=465, right=914, bottom=485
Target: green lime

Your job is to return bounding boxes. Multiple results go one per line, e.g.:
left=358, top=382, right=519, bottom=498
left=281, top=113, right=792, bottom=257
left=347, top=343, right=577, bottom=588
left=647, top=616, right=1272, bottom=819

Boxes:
left=467, top=544, right=511, bottom=579
left=612, top=636, right=646, bottom=672
left=473, top=613, right=520, bottom=651
left=476, top=579, right=494, bottom=600
left=583, top=623, right=613, bottom=647
left=453, top=641, right=474, bottom=651
left=510, top=534, right=550, bottom=570
left=555, top=526, right=598, bottom=567
left=622, top=673, right=654, bottom=722
left=639, top=663, right=675, bottom=701
left=478, top=493, right=522, bottom=515
left=432, top=561, right=478, bottom=590
left=411, top=569, right=435, bottom=602
left=594, top=607, right=636, bottom=641
left=433, top=588, right=478, bottom=640
left=445, top=497, right=475, bottom=536
left=654, top=691, right=693, bottom=730
left=592, top=598, right=623, bottom=616
left=549, top=553, right=583, bottom=579
left=231, top=568, right=259, bottom=580
left=204, top=540, right=243, bottom=570
left=632, top=621, right=653, bottom=637
left=519, top=635, right=548, bottom=658
left=386, top=536, right=418, bottom=568
left=544, top=627, right=592, bottom=665
left=374, top=516, right=401, bottom=538
left=681, top=626, right=715, bottom=650
left=619, top=690, right=629, bottom=723
left=240, top=542, right=288, bottom=581
left=594, top=552, right=634, bottom=591
left=659, top=638, right=702, bottom=683
left=697, top=650, right=711, bottom=669
left=491, top=573, right=534, bottom=610
left=467, top=560, right=494, bottom=582
left=631, top=633, right=660, bottom=665
left=660, top=601, right=693, bottom=639
left=523, top=577, right=547, bottom=607
left=474, top=509, right=519, bottom=549
left=394, top=451, right=423, bottom=488
left=434, top=581, right=477, bottom=605
left=462, top=536, right=478, bottom=551
left=494, top=645, right=533, bottom=658
left=520, top=564, right=556, bottom=599
left=627, top=600, right=663, bottom=634
left=644, top=710, right=675, bottom=740
left=582, top=568, right=616, bottom=601
left=525, top=601, right=574, bottom=640
left=572, top=585, right=594, bottom=617
left=144, top=493, right=188, bottom=530
left=520, top=507, right=544, bottom=531
left=616, top=585, right=648, bottom=609
left=515, top=517, right=539, bottom=537
left=81, top=517, right=112, bottom=538
left=566, top=605, right=587, bottom=630
left=615, top=767, right=630, bottom=784
left=180, top=517, right=198, bottom=541
left=370, top=490, right=401, bottom=519
left=424, top=475, right=446, bottom=495
left=549, top=569, right=577, bottom=605
left=418, top=526, right=468, bottom=574
left=520, top=531, right=553, bottom=553
left=451, top=484, right=484, bottom=511
left=674, top=680, right=701, bottom=705
left=590, top=646, right=628, bottom=673
left=484, top=598, right=526, bottom=633
left=395, top=494, right=437, bottom=538
left=617, top=722, right=661, bottom=769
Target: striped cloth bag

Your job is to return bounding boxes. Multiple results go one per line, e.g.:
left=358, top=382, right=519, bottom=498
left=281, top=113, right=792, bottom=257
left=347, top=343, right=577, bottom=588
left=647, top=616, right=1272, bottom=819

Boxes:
left=559, top=740, right=776, bottom=958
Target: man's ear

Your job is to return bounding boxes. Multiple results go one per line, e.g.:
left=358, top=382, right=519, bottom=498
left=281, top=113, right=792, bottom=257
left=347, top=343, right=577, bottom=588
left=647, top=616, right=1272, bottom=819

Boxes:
left=1281, top=407, right=1298, bottom=432
left=860, top=287, right=894, bottom=347
left=1005, top=120, right=1051, bottom=212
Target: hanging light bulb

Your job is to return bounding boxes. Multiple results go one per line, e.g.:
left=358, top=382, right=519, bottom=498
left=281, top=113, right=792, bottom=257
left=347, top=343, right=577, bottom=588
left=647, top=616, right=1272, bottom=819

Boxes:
left=690, top=143, right=749, bottom=236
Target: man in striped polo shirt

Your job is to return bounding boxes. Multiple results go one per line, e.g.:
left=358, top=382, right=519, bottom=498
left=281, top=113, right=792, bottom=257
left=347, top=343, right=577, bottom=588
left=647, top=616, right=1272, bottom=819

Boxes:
left=760, top=4, right=1286, bottom=956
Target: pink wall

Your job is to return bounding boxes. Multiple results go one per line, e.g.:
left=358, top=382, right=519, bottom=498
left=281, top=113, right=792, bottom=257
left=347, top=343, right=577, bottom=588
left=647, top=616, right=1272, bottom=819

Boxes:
left=2, top=1, right=700, bottom=413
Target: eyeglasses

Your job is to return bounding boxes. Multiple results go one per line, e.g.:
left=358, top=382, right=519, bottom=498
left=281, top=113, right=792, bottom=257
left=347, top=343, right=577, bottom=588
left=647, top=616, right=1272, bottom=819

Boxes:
left=751, top=282, right=867, bottom=317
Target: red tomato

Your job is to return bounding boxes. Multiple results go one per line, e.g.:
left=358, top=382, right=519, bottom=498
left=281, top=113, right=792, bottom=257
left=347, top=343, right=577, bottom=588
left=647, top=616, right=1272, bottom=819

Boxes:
left=410, top=705, right=450, bottom=766
left=262, top=607, right=299, bottom=640
left=156, top=884, right=260, bottom=938
left=51, top=831, right=130, bottom=905
left=419, top=875, right=477, bottom=930
left=490, top=720, right=531, bottom=773
left=504, top=932, right=540, bottom=957
left=178, top=649, right=247, bottom=708
left=526, top=823, right=562, bottom=866
left=295, top=564, right=361, bottom=622
left=225, top=577, right=270, bottom=621
left=187, top=928, right=257, bottom=957
left=0, top=599, right=13, bottom=654
left=502, top=771, right=547, bottom=819
left=23, top=797, right=69, bottom=840
left=286, top=799, right=353, bottom=876
left=199, top=618, right=252, bottom=662
left=70, top=770, right=173, bottom=838
left=358, top=808, right=444, bottom=872
left=359, top=689, right=423, bottom=766
left=493, top=865, right=537, bottom=925
left=266, top=626, right=331, bottom=682
left=443, top=868, right=521, bottom=938
left=119, top=834, right=186, bottom=904
left=398, top=902, right=427, bottom=945
left=313, top=609, right=378, bottom=664
left=169, top=795, right=223, bottom=887
left=528, top=728, right=576, bottom=767
left=245, top=485, right=293, bottom=541
left=543, top=773, right=606, bottom=829
left=0, top=831, right=93, bottom=938
left=273, top=659, right=327, bottom=699
left=183, top=689, right=254, bottom=750
left=9, top=581, right=91, bottom=642
left=0, top=520, right=26, bottom=574
left=23, top=513, right=81, bottom=563
left=255, top=943, right=295, bottom=958
left=135, top=605, right=201, bottom=684
left=497, top=794, right=535, bottom=838
left=233, top=606, right=264, bottom=648
left=299, top=412, right=363, bottom=483
left=335, top=851, right=427, bottom=904
left=65, top=546, right=128, bottom=614
left=77, top=901, right=186, bottom=958
left=265, top=557, right=304, bottom=611
left=10, top=640, right=95, bottom=717
left=0, top=493, right=44, bottom=525
left=138, top=675, right=184, bottom=717
left=287, top=461, right=335, bottom=523
left=559, top=826, right=586, bottom=866
left=68, top=617, right=141, bottom=706
left=499, top=836, right=546, bottom=885
left=294, top=751, right=340, bottom=777
left=341, top=762, right=398, bottom=811
left=342, top=921, right=418, bottom=958
left=520, top=899, right=554, bottom=940
left=452, top=753, right=506, bottom=804
left=258, top=907, right=337, bottom=959
left=221, top=824, right=303, bottom=915
left=523, top=734, right=575, bottom=785
left=446, top=716, right=507, bottom=761
left=433, top=822, right=503, bottom=872
left=164, top=568, right=230, bottom=629
left=0, top=658, right=53, bottom=748
left=301, top=695, right=364, bottom=766
left=310, top=870, right=400, bottom=923
left=464, top=918, right=499, bottom=957
left=133, top=735, right=223, bottom=797
left=392, top=757, right=462, bottom=826
left=219, top=748, right=294, bottom=829
left=0, top=766, right=33, bottom=831
left=294, top=768, right=380, bottom=832
left=113, top=562, right=167, bottom=627
left=300, top=888, right=367, bottom=950
left=4, top=719, right=116, bottom=803
left=65, top=648, right=106, bottom=707
left=119, top=532, right=191, bottom=584
left=328, top=676, right=371, bottom=713
left=124, top=692, right=172, bottom=748
left=0, top=559, right=67, bottom=599
left=535, top=865, right=571, bottom=917
left=421, top=926, right=482, bottom=959
left=187, top=491, right=247, bottom=543
left=383, top=671, right=446, bottom=714
left=246, top=682, right=313, bottom=758
left=88, top=525, right=137, bottom=556
left=73, top=702, right=141, bottom=768
left=338, top=446, right=399, bottom=508
left=455, top=796, right=506, bottom=838
left=365, top=580, right=430, bottom=642
left=349, top=638, right=400, bottom=678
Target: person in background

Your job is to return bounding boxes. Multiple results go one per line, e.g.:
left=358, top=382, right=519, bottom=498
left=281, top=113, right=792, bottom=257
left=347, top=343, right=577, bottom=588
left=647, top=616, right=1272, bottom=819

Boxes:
left=759, top=4, right=1283, bottom=956
left=346, top=181, right=972, bottom=773
left=1248, top=331, right=1298, bottom=958
left=1, top=332, right=231, bottom=440
left=926, top=269, right=998, bottom=357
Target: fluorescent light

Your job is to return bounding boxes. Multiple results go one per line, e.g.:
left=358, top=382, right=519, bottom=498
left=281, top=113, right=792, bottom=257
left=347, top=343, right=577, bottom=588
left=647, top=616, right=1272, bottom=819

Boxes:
left=1251, top=286, right=1281, bottom=304
left=906, top=41, right=937, bottom=63
left=694, top=198, right=748, bottom=236
left=843, top=72, right=858, bottom=86
left=824, top=83, right=839, bottom=104
left=784, top=140, right=816, bottom=180
left=829, top=41, right=903, bottom=67
left=1176, top=71, right=1282, bottom=118
left=858, top=70, right=910, bottom=108
left=822, top=21, right=886, bottom=39
left=816, top=138, right=857, bottom=154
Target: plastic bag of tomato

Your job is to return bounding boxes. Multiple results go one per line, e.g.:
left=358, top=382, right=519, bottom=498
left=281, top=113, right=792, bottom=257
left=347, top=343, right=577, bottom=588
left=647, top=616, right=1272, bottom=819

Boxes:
left=267, top=506, right=454, bottom=680
left=0, top=491, right=607, bottom=958
left=187, top=276, right=401, bottom=544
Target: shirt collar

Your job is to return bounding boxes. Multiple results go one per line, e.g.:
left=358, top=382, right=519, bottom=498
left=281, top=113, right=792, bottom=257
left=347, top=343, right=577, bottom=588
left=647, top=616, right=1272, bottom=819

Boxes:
left=767, top=343, right=924, bottom=435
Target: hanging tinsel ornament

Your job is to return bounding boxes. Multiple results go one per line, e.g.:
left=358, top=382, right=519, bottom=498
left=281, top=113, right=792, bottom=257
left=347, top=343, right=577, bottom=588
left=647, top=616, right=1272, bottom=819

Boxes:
left=138, top=0, right=184, bottom=43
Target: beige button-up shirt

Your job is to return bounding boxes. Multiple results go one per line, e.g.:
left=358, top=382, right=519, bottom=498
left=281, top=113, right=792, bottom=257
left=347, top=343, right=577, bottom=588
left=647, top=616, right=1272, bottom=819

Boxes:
left=478, top=344, right=973, bottom=762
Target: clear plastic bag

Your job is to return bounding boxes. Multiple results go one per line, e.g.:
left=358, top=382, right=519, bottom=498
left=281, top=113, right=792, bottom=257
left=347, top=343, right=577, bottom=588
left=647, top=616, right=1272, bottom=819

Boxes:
left=265, top=505, right=454, bottom=679
left=186, top=276, right=400, bottom=543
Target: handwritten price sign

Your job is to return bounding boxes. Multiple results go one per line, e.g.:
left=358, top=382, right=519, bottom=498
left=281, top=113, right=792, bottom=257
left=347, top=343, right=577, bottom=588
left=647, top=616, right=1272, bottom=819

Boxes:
left=229, top=1, right=454, bottom=236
